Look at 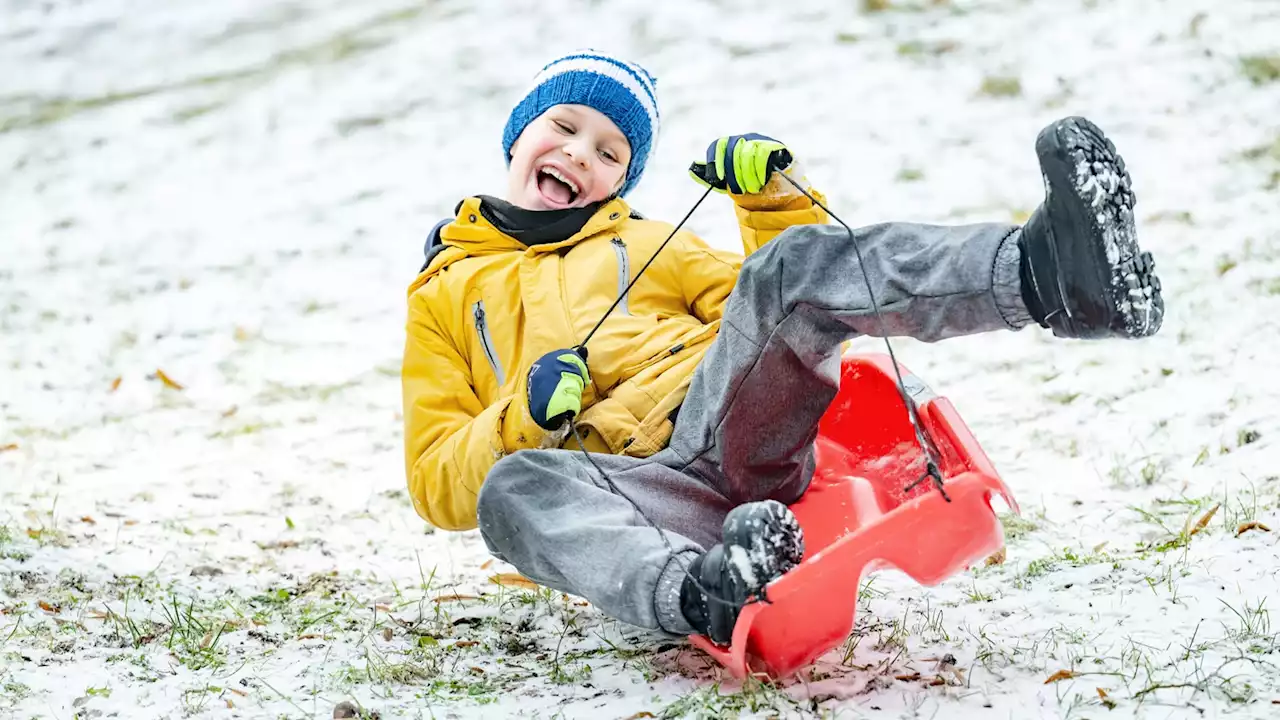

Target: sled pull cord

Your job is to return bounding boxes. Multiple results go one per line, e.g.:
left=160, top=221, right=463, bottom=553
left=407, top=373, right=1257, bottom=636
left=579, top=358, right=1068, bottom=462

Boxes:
left=577, top=185, right=716, bottom=353
left=564, top=173, right=950, bottom=619
left=774, top=173, right=948, bottom=501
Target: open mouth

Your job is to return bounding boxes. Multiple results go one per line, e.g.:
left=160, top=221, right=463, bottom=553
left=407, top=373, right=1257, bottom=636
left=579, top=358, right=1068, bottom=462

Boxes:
left=536, top=165, right=580, bottom=206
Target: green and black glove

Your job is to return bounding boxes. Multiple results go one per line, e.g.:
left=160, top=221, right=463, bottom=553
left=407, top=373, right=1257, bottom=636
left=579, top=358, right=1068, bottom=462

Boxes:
left=690, top=133, right=794, bottom=195
left=526, top=347, right=591, bottom=431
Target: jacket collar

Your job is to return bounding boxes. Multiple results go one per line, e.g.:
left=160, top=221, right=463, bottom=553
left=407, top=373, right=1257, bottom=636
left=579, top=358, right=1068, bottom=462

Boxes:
left=440, top=197, right=631, bottom=255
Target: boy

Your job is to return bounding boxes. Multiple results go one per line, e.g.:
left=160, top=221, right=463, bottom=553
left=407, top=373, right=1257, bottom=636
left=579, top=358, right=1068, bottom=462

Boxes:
left=401, top=51, right=1164, bottom=645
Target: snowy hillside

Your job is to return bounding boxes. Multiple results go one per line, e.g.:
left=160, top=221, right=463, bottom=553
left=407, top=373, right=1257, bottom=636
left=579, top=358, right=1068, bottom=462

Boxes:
left=2, top=0, right=1279, bottom=717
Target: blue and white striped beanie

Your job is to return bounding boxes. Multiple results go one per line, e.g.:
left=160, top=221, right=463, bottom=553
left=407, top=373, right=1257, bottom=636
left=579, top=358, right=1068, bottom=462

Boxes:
left=502, top=51, right=660, bottom=197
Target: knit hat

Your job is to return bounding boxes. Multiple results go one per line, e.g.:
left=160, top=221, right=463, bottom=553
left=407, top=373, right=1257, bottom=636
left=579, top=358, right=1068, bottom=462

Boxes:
left=502, top=51, right=660, bottom=197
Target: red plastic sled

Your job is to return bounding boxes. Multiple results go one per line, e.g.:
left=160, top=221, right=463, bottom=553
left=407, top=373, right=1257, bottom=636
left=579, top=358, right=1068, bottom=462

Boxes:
left=689, top=353, right=1019, bottom=679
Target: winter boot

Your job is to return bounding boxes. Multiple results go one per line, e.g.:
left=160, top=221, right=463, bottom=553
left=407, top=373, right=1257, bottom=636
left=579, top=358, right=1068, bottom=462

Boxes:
left=679, top=499, right=805, bottom=645
left=1018, top=116, right=1165, bottom=339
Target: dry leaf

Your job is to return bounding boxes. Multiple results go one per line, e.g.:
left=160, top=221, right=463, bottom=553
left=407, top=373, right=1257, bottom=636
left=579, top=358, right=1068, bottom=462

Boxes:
left=928, top=676, right=946, bottom=686
left=1092, top=541, right=1109, bottom=553
left=221, top=405, right=239, bottom=418
left=0, top=443, right=18, bottom=452
left=894, top=673, right=922, bottom=681
left=1044, top=669, right=1077, bottom=684
left=123, top=520, right=139, bottom=526
left=1236, top=522, right=1272, bottom=536
left=469, top=666, right=485, bottom=674
left=1189, top=504, right=1220, bottom=536
left=489, top=573, right=540, bottom=590
left=621, top=714, right=656, bottom=720
left=480, top=558, right=495, bottom=570
left=152, top=368, right=185, bottom=391
left=455, top=640, right=479, bottom=647
left=257, top=539, right=298, bottom=550
left=432, top=594, right=479, bottom=603
left=226, top=687, right=248, bottom=697
left=1097, top=686, right=1117, bottom=709
left=985, top=547, right=1007, bottom=566
left=109, top=376, right=122, bottom=392
left=225, top=699, right=234, bottom=709
left=79, top=516, right=96, bottom=525
left=374, top=604, right=392, bottom=613
left=381, top=627, right=393, bottom=642
left=38, top=600, right=58, bottom=614
left=234, top=326, right=253, bottom=342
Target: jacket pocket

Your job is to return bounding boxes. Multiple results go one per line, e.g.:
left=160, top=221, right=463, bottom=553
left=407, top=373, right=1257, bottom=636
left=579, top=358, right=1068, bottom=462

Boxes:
left=610, top=237, right=631, bottom=316
left=471, top=300, right=506, bottom=386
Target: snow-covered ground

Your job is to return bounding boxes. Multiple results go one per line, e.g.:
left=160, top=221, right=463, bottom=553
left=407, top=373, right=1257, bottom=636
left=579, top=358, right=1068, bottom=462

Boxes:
left=3, top=0, right=1279, bottom=717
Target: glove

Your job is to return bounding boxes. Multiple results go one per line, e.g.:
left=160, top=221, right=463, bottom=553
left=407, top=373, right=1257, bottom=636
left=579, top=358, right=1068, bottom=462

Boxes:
left=526, top=347, right=591, bottom=431
left=690, top=133, right=794, bottom=195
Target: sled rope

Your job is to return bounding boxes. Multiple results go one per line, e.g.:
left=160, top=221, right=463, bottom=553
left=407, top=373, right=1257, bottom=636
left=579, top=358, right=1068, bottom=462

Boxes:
left=568, top=173, right=950, bottom=619
left=579, top=185, right=716, bottom=350
left=774, top=174, right=949, bottom=502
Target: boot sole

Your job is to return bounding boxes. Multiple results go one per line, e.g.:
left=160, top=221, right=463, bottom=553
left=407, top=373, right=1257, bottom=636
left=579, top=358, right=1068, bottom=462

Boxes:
left=1035, top=117, right=1164, bottom=338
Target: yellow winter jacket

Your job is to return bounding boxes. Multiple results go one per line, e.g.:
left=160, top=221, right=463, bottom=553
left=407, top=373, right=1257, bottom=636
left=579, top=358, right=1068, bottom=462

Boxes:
left=402, top=190, right=827, bottom=531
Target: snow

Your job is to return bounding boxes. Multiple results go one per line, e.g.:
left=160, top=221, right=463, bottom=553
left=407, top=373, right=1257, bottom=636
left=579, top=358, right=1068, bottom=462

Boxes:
left=3, top=0, right=1280, bottom=717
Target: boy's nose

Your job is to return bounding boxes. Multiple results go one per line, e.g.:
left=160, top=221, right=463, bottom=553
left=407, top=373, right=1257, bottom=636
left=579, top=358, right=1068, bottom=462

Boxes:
left=564, top=140, right=592, bottom=169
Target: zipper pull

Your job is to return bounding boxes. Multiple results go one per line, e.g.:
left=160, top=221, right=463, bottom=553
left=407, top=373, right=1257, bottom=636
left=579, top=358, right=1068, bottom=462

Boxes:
left=474, top=303, right=484, bottom=328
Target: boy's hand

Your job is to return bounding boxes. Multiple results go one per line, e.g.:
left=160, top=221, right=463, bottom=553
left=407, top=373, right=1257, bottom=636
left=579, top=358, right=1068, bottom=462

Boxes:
left=690, top=133, right=794, bottom=195
left=527, top=348, right=591, bottom=431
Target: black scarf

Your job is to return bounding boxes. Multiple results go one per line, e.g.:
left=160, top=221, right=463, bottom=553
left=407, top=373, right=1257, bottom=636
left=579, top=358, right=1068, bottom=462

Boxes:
left=474, top=195, right=603, bottom=246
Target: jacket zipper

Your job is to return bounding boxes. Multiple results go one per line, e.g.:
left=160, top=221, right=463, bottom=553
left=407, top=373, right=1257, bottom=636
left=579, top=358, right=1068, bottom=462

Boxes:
left=611, top=237, right=631, bottom=316
left=472, top=300, right=506, bottom=386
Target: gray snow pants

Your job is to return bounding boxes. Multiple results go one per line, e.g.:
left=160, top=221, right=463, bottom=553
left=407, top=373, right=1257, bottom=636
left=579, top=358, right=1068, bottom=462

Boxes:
left=475, top=222, right=1033, bottom=635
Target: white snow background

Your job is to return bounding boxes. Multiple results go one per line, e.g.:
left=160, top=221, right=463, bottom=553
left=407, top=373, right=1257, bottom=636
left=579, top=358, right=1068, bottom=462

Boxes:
left=2, top=0, right=1279, bottom=718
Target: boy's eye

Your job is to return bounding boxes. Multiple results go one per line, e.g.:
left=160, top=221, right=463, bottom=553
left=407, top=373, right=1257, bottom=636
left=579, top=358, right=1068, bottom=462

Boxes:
left=553, top=120, right=574, bottom=134
left=599, top=148, right=617, bottom=163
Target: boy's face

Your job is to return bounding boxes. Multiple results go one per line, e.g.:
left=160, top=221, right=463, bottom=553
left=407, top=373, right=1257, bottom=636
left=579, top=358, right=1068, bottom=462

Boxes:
left=506, top=104, right=632, bottom=211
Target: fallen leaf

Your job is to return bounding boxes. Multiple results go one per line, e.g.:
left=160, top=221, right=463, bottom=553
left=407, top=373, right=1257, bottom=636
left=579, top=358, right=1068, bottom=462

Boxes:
left=381, top=627, right=393, bottom=642
left=1044, top=669, right=1077, bottom=684
left=226, top=687, right=248, bottom=697
left=234, top=326, right=253, bottom=342
left=87, top=610, right=111, bottom=620
left=432, top=594, right=480, bottom=603
left=0, top=443, right=17, bottom=452
left=985, top=547, right=1007, bottom=566
left=1097, top=687, right=1117, bottom=709
left=480, top=558, right=495, bottom=570
left=621, top=713, right=656, bottom=720
left=79, top=516, right=96, bottom=525
left=455, top=640, right=479, bottom=647
left=1236, top=522, right=1272, bottom=536
left=38, top=600, right=59, bottom=614
left=123, top=520, right=139, bottom=526
left=1189, top=503, right=1220, bottom=536
left=374, top=603, right=392, bottom=613
left=257, top=539, right=299, bottom=550
left=894, top=673, right=922, bottom=681
left=1092, top=541, right=1109, bottom=553
left=109, top=376, right=122, bottom=392
left=225, top=699, right=234, bottom=709
left=574, top=600, right=589, bottom=607
left=928, top=675, right=946, bottom=686
left=489, top=573, right=539, bottom=590
left=152, top=368, right=185, bottom=391
left=469, top=666, right=485, bottom=674
left=221, top=405, right=239, bottom=418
